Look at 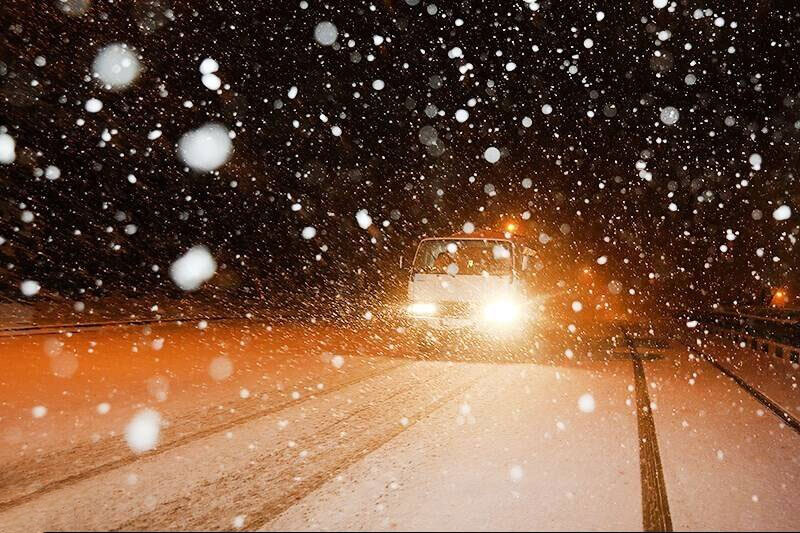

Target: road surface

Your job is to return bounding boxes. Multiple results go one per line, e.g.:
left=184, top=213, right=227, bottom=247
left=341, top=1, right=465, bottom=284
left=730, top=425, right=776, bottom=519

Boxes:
left=0, top=317, right=798, bottom=531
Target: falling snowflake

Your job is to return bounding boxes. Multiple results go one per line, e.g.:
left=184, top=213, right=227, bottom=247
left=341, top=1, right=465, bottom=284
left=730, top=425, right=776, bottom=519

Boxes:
left=124, top=409, right=161, bottom=453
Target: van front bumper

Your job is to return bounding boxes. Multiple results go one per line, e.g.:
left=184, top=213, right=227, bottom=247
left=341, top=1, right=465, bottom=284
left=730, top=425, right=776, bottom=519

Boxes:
left=406, top=314, right=532, bottom=341
left=408, top=315, right=474, bottom=330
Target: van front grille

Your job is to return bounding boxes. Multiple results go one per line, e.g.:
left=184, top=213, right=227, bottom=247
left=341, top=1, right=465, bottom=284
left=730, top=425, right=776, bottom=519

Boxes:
left=438, top=301, right=474, bottom=318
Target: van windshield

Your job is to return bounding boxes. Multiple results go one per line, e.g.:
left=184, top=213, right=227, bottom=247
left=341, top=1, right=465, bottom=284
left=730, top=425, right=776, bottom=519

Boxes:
left=412, top=239, right=513, bottom=276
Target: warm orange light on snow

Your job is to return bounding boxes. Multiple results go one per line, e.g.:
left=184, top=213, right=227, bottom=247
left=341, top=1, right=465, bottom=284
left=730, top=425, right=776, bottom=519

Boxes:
left=771, top=287, right=789, bottom=307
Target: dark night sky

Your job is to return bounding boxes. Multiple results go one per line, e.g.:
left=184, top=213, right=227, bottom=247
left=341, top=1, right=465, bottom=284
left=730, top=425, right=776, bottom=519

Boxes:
left=1, top=0, right=799, bottom=308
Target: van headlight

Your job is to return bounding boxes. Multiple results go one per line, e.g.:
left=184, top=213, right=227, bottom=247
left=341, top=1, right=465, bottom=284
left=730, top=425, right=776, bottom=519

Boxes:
left=482, top=299, right=521, bottom=324
left=407, top=302, right=437, bottom=316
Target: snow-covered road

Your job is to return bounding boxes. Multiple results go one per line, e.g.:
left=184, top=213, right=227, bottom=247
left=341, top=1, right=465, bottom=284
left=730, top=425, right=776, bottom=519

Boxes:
left=0, top=319, right=797, bottom=531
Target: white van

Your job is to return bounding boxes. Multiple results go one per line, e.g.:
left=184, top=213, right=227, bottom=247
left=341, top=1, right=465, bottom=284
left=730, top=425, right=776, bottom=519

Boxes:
left=406, top=230, right=542, bottom=344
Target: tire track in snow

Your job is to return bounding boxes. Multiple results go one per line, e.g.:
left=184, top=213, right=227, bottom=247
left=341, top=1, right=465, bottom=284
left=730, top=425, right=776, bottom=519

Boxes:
left=114, top=364, right=489, bottom=531
left=0, top=358, right=407, bottom=514
left=693, top=348, right=800, bottom=435
left=622, top=328, right=673, bottom=532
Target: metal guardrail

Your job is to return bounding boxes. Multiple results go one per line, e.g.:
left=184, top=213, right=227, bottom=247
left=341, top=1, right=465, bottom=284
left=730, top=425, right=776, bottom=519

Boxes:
left=715, top=328, right=800, bottom=364
left=0, top=315, right=252, bottom=338
left=694, top=308, right=800, bottom=364
left=696, top=309, right=800, bottom=345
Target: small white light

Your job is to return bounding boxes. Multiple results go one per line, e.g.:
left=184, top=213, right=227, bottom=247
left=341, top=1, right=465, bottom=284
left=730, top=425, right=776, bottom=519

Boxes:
left=407, top=302, right=437, bottom=316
